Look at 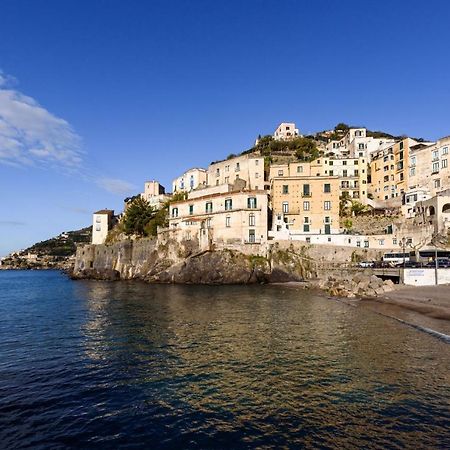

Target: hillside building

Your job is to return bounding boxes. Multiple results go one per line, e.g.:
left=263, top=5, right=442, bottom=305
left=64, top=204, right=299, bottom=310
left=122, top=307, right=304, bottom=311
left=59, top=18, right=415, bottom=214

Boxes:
left=168, top=184, right=268, bottom=247
left=271, top=176, right=340, bottom=236
left=141, top=180, right=171, bottom=209
left=92, top=210, right=114, bottom=245
left=273, top=122, right=300, bottom=141
left=269, top=156, right=368, bottom=203
left=207, top=154, right=265, bottom=190
left=369, top=138, right=417, bottom=206
left=172, top=167, right=207, bottom=193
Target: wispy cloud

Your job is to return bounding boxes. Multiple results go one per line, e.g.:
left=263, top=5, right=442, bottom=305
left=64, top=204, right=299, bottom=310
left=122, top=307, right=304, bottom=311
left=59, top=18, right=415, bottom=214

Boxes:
left=0, top=71, right=83, bottom=169
left=97, top=177, right=137, bottom=195
left=0, top=220, right=26, bottom=226
left=0, top=70, right=137, bottom=197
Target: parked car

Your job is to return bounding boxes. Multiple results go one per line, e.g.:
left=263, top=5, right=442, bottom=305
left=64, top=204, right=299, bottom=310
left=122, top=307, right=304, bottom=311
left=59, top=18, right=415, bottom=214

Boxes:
left=358, top=261, right=374, bottom=268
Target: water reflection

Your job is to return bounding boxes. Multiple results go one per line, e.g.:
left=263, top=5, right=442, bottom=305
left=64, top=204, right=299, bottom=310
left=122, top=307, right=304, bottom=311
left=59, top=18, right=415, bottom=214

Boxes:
left=73, top=281, right=450, bottom=448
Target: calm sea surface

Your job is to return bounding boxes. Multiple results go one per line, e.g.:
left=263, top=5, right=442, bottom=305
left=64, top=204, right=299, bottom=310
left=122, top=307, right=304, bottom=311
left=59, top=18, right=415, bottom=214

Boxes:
left=0, top=270, right=449, bottom=449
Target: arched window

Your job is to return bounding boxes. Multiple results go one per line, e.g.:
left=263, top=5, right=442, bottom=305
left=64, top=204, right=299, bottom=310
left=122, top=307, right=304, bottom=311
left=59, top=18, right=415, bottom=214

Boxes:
left=442, top=203, right=450, bottom=213
left=429, top=206, right=436, bottom=216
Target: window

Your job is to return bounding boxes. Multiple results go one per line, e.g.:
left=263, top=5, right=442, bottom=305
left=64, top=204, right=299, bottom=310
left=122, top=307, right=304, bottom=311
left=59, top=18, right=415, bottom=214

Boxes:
left=95, top=225, right=101, bottom=231
left=410, top=156, right=416, bottom=166
left=303, top=201, right=310, bottom=211
left=282, top=185, right=289, bottom=194
left=303, top=224, right=310, bottom=232
left=379, top=239, right=385, bottom=246
left=302, top=184, right=311, bottom=197
left=225, top=198, right=232, bottom=210
left=226, top=215, right=231, bottom=227
left=278, top=170, right=284, bottom=176
left=282, top=202, right=289, bottom=213
left=343, top=161, right=347, bottom=166
left=306, top=237, right=311, bottom=243
left=297, top=165, right=303, bottom=173
left=356, top=241, right=361, bottom=247
left=393, top=238, right=397, bottom=245
left=248, top=229, right=256, bottom=243
left=205, top=202, right=213, bottom=213
left=189, top=204, right=194, bottom=215
left=304, top=217, right=309, bottom=224
left=364, top=241, right=369, bottom=248
left=235, top=163, right=240, bottom=171
left=410, top=167, right=416, bottom=176
left=96, top=217, right=101, bottom=223
left=432, top=150, right=439, bottom=161
left=225, top=176, right=229, bottom=184
left=329, top=170, right=334, bottom=176
left=432, top=162, right=440, bottom=173
left=399, top=151, right=404, bottom=161
left=358, top=143, right=365, bottom=149
left=248, top=197, right=257, bottom=208
left=354, top=170, right=359, bottom=176
left=215, top=168, right=220, bottom=177
left=442, top=159, right=448, bottom=169
left=225, top=165, right=230, bottom=172
left=443, top=146, right=449, bottom=155
left=324, top=201, right=331, bottom=210
left=329, top=161, right=333, bottom=166
left=434, top=179, right=441, bottom=188
left=207, top=218, right=212, bottom=228
left=324, top=216, right=330, bottom=223
left=324, top=183, right=331, bottom=193
left=255, top=159, right=259, bottom=165
left=216, top=180, right=219, bottom=186
left=255, top=172, right=260, bottom=178
left=172, top=207, right=179, bottom=218
left=399, top=141, right=404, bottom=150
left=343, top=170, right=347, bottom=177
left=249, top=213, right=255, bottom=226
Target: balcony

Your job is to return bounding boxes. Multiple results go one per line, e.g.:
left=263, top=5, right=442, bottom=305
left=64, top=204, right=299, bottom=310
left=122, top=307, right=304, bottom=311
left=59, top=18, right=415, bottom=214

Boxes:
left=301, top=192, right=312, bottom=198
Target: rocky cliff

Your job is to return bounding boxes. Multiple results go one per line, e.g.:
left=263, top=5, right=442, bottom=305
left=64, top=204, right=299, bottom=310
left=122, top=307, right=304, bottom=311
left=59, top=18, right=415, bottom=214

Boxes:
left=72, top=237, right=319, bottom=284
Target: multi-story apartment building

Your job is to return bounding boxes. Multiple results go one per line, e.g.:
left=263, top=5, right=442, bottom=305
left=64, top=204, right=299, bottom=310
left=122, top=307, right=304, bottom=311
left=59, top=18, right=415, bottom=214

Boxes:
left=326, top=127, right=395, bottom=159
left=207, top=154, right=265, bottom=190
left=92, top=210, right=114, bottom=245
left=408, top=136, right=450, bottom=196
left=273, top=122, right=300, bottom=141
left=369, top=138, right=417, bottom=204
left=269, top=156, right=368, bottom=203
left=412, top=189, right=450, bottom=234
left=141, top=180, right=171, bottom=209
left=168, top=184, right=268, bottom=246
left=172, top=167, right=207, bottom=193
left=271, top=176, right=340, bottom=235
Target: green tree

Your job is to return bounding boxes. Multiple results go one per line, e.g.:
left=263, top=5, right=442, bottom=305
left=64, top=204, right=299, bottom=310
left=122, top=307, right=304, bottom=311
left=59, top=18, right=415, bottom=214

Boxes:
left=122, top=196, right=155, bottom=236
left=351, top=201, right=370, bottom=216
left=293, top=138, right=320, bottom=161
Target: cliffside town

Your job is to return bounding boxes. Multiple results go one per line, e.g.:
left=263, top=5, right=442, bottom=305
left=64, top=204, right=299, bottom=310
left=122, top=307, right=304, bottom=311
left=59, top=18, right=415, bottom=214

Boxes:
left=35, top=122, right=450, bottom=283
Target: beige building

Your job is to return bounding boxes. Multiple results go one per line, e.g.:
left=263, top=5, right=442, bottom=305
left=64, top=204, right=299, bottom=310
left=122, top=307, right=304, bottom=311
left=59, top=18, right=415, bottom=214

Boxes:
left=271, top=176, right=340, bottom=235
left=207, top=154, right=265, bottom=190
left=412, top=190, right=450, bottom=234
left=273, top=122, right=300, bottom=141
left=168, top=184, right=268, bottom=247
left=141, top=180, right=171, bottom=209
left=369, top=138, right=417, bottom=205
left=269, top=156, right=368, bottom=203
left=172, top=167, right=207, bottom=193
left=92, top=210, right=114, bottom=245
left=408, top=136, right=450, bottom=196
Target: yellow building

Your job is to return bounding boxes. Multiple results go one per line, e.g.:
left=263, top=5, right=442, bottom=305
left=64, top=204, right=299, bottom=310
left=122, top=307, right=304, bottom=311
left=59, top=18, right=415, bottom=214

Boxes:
left=269, top=156, right=368, bottom=203
left=369, top=138, right=417, bottom=204
left=271, top=176, right=340, bottom=235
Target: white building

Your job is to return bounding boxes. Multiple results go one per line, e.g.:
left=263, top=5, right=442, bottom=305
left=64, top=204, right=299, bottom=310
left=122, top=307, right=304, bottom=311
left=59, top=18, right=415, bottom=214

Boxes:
left=168, top=184, right=268, bottom=249
left=273, top=122, right=300, bottom=141
left=326, top=127, right=395, bottom=159
left=92, top=210, right=114, bottom=245
left=141, top=180, right=171, bottom=209
left=172, top=167, right=207, bottom=193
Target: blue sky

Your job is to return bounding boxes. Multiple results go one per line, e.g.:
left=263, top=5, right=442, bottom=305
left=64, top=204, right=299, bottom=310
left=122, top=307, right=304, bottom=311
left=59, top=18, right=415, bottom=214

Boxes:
left=1, top=0, right=450, bottom=256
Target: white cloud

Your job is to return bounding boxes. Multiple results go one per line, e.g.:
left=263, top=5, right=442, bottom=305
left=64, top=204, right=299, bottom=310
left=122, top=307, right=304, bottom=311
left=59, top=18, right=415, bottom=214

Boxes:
left=97, top=177, right=137, bottom=195
left=0, top=70, right=83, bottom=169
